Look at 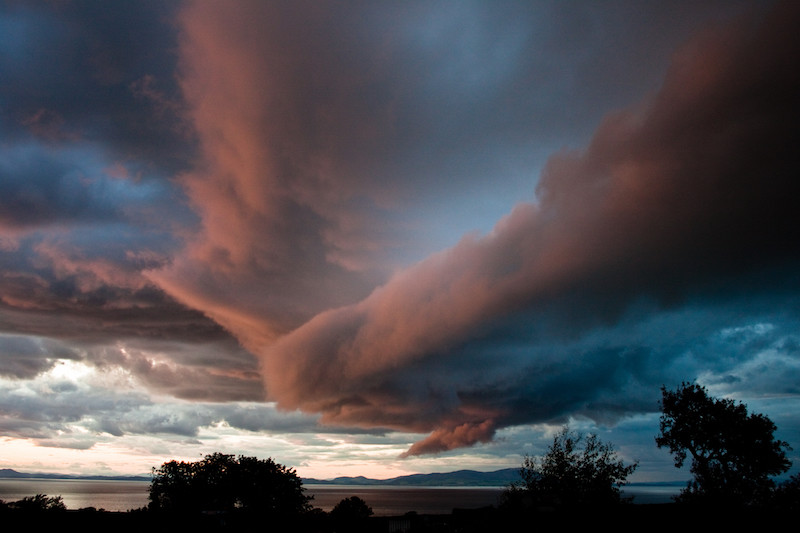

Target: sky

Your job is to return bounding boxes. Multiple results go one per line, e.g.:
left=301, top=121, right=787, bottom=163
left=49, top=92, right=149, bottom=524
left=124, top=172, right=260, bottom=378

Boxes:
left=1, top=0, right=799, bottom=483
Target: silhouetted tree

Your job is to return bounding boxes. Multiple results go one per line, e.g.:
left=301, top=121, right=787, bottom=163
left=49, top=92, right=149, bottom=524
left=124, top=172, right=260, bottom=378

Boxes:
left=148, top=457, right=199, bottom=512
left=331, top=495, right=373, bottom=521
left=9, top=494, right=66, bottom=512
left=148, top=453, right=312, bottom=517
left=502, top=426, right=638, bottom=510
left=233, top=454, right=311, bottom=515
left=656, top=382, right=792, bottom=507
left=330, top=496, right=373, bottom=532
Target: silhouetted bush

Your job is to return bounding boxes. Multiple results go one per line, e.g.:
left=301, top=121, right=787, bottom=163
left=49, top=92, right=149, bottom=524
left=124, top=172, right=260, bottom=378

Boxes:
left=8, top=494, right=66, bottom=512
left=773, top=473, right=800, bottom=510
left=501, top=426, right=637, bottom=511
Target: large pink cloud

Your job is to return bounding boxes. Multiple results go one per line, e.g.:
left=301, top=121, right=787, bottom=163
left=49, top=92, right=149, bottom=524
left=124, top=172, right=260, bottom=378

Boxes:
left=257, top=2, right=800, bottom=453
left=147, top=0, right=411, bottom=347
left=147, top=1, right=800, bottom=455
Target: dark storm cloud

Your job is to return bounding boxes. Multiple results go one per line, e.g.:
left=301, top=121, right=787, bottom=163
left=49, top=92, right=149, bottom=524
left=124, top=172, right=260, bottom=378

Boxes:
left=0, top=1, right=261, bottom=403
left=0, top=334, right=80, bottom=379
left=257, top=1, right=800, bottom=454
left=0, top=255, right=264, bottom=401
left=0, top=0, right=189, bottom=172
left=0, top=0, right=193, bottom=235
left=150, top=0, right=760, bottom=343
left=99, top=340, right=265, bottom=402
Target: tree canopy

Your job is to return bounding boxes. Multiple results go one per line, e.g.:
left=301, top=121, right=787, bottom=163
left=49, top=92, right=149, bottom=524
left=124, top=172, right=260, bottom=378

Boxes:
left=331, top=496, right=373, bottom=520
left=503, top=427, right=638, bottom=510
left=148, top=453, right=312, bottom=516
left=656, top=382, right=792, bottom=507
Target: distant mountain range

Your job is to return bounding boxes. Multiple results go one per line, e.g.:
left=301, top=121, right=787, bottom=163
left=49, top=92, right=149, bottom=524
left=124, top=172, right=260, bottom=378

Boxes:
left=0, top=467, right=687, bottom=491
left=0, top=468, right=150, bottom=482
left=0, top=467, right=520, bottom=487
left=302, top=468, right=521, bottom=487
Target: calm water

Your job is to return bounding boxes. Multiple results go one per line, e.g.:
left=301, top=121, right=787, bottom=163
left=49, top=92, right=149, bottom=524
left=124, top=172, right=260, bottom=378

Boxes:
left=308, top=485, right=505, bottom=516
left=0, top=478, right=151, bottom=512
left=0, top=479, right=677, bottom=515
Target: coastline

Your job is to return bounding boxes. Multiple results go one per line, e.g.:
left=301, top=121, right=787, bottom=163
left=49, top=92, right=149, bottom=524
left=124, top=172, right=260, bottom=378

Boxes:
left=1, top=476, right=679, bottom=514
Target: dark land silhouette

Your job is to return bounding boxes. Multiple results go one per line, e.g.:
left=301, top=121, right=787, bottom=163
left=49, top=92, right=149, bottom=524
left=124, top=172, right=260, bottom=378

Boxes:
left=2, top=497, right=797, bottom=533
left=3, top=384, right=798, bottom=531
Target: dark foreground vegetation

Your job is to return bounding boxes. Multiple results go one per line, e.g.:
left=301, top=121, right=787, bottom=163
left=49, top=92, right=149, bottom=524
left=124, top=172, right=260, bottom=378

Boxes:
left=3, top=383, right=799, bottom=532
left=2, top=497, right=798, bottom=533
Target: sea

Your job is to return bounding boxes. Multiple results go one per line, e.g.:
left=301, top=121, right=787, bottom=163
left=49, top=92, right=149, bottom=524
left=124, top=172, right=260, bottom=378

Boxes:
left=0, top=478, right=679, bottom=515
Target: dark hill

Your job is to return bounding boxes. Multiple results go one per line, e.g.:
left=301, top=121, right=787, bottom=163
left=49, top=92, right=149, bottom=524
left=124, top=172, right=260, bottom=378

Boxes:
left=303, top=468, right=519, bottom=487
left=1, top=466, right=520, bottom=487
left=0, top=468, right=149, bottom=482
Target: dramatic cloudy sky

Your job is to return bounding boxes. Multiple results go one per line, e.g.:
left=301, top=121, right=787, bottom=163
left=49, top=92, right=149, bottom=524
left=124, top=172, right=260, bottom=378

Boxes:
left=1, top=0, right=799, bottom=482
